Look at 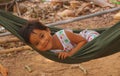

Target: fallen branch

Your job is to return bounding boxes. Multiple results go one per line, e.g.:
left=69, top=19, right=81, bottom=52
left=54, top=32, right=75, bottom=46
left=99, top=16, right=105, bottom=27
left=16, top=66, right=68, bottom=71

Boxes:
left=46, top=7, right=120, bottom=26
left=0, top=45, right=32, bottom=54
left=0, top=37, right=20, bottom=44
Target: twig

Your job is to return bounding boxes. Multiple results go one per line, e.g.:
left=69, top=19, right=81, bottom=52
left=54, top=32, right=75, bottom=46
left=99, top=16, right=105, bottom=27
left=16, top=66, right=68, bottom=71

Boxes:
left=24, top=65, right=32, bottom=73
left=46, top=7, right=120, bottom=26
left=7, top=0, right=16, bottom=11
left=70, top=64, right=88, bottom=74
left=15, top=0, right=21, bottom=16
left=0, top=45, right=32, bottom=54
left=78, top=64, right=87, bottom=74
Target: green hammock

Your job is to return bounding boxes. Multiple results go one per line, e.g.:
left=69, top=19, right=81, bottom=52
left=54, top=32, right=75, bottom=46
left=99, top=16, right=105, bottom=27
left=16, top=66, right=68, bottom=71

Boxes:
left=0, top=10, right=120, bottom=64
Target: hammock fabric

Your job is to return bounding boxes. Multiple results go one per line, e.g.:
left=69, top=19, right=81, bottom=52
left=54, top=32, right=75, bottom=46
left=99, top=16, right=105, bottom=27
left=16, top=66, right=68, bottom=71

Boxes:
left=0, top=10, right=120, bottom=64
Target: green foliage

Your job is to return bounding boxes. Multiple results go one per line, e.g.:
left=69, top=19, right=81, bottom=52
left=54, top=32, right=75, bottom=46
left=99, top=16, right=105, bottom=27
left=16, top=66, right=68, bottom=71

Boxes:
left=42, top=0, right=45, bottom=2
left=110, top=0, right=120, bottom=4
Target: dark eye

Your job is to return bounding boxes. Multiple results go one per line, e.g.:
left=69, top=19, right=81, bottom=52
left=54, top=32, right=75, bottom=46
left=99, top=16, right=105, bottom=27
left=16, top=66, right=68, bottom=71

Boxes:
left=40, top=34, right=44, bottom=38
left=41, top=34, right=44, bottom=38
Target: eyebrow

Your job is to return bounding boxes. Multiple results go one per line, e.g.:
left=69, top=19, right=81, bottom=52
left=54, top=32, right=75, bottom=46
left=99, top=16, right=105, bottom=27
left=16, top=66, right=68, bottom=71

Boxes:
left=32, top=31, right=42, bottom=37
left=32, top=31, right=42, bottom=36
left=32, top=31, right=37, bottom=34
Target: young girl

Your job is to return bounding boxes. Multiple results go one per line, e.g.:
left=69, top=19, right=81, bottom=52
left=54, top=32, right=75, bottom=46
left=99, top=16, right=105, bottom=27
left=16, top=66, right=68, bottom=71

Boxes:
left=19, top=20, right=99, bottom=59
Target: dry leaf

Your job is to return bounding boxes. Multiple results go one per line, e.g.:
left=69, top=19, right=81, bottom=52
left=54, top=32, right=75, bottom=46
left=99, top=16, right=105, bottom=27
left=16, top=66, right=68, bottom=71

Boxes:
left=86, top=0, right=114, bottom=7
left=57, top=9, right=75, bottom=17
left=70, top=1, right=81, bottom=9
left=114, top=11, right=120, bottom=20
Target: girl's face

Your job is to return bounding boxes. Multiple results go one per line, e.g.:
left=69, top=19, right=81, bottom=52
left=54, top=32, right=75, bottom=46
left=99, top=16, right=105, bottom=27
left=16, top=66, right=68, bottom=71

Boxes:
left=29, top=29, right=53, bottom=51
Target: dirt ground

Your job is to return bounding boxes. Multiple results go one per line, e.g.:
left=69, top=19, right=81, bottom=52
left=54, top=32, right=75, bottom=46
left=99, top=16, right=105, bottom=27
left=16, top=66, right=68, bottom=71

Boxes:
left=0, top=0, right=120, bottom=76
left=0, top=49, right=120, bottom=76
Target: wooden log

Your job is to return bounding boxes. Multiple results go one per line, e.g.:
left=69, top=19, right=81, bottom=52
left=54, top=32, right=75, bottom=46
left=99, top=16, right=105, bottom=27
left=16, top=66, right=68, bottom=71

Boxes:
left=0, top=37, right=20, bottom=44
left=0, top=45, right=32, bottom=54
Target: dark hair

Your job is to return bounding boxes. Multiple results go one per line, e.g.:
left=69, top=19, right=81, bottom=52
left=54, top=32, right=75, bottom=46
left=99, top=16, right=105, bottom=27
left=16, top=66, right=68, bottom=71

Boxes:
left=19, top=20, right=48, bottom=43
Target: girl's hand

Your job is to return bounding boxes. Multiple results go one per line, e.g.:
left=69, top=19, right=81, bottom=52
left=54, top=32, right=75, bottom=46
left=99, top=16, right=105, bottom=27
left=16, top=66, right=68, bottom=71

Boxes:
left=58, top=52, right=70, bottom=59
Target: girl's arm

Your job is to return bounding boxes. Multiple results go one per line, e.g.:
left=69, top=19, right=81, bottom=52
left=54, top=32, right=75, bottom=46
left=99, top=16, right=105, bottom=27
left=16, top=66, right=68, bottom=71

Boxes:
left=68, top=40, right=86, bottom=56
left=58, top=31, right=87, bottom=59
left=66, top=31, right=87, bottom=56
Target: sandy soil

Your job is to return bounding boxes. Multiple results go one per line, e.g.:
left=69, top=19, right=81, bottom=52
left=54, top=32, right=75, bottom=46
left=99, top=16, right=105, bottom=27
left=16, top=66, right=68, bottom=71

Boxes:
left=0, top=50, right=120, bottom=76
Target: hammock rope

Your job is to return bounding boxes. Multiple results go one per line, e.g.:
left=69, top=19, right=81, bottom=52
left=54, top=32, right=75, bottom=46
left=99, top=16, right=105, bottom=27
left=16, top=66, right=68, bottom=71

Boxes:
left=0, top=10, right=120, bottom=64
